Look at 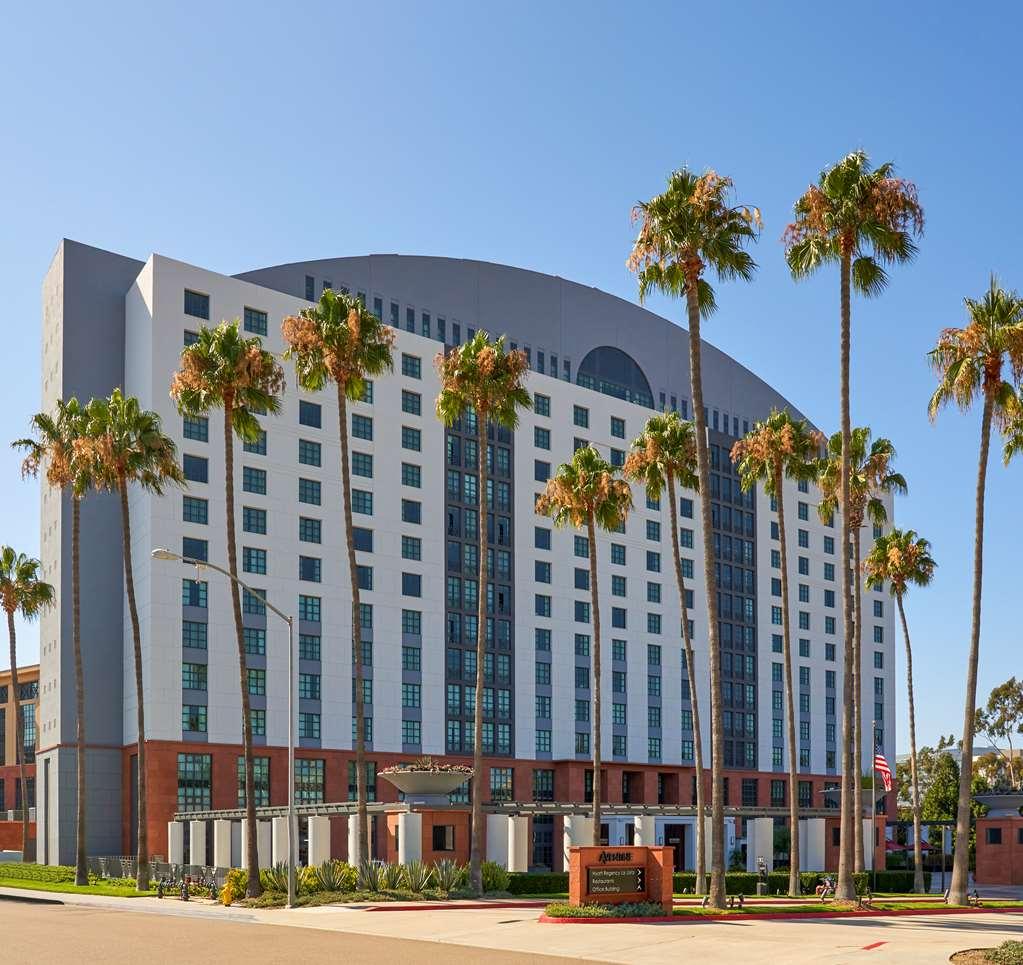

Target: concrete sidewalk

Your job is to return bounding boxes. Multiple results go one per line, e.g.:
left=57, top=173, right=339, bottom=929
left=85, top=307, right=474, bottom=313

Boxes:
left=6, top=885, right=1023, bottom=964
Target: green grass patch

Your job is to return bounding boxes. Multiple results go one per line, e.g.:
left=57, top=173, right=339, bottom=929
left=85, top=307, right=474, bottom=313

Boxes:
left=0, top=878, right=156, bottom=898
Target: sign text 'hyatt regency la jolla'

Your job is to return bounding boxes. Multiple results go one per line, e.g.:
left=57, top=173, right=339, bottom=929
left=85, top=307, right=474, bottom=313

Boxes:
left=568, top=845, right=673, bottom=912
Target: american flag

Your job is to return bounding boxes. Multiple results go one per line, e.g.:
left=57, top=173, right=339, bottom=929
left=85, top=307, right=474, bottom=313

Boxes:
left=874, top=753, right=893, bottom=792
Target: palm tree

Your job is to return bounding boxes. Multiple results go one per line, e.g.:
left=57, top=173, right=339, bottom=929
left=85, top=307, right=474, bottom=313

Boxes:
left=624, top=411, right=707, bottom=892
left=0, top=549, right=54, bottom=860
left=538, top=446, right=633, bottom=848
left=816, top=428, right=907, bottom=871
left=929, top=277, right=1023, bottom=905
left=79, top=389, right=184, bottom=890
left=436, top=331, right=531, bottom=896
left=731, top=410, right=823, bottom=897
left=628, top=168, right=760, bottom=907
left=785, top=151, right=923, bottom=900
left=282, top=291, right=395, bottom=864
left=864, top=528, right=936, bottom=893
left=171, top=321, right=284, bottom=898
left=14, top=399, right=91, bottom=883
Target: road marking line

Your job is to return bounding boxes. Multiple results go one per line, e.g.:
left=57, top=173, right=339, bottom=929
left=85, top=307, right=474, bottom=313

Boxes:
left=862, top=940, right=888, bottom=950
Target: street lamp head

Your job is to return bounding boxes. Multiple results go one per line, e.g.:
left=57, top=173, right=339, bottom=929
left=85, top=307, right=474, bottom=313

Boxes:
left=151, top=548, right=180, bottom=561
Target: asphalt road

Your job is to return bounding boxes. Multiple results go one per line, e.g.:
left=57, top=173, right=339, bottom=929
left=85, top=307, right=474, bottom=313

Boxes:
left=2, top=900, right=587, bottom=965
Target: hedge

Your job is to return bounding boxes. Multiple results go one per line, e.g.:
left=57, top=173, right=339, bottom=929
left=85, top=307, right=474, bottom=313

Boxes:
left=509, top=869, right=932, bottom=896
left=0, top=864, right=78, bottom=883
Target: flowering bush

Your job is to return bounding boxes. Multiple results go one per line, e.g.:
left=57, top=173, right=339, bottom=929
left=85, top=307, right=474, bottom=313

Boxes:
left=379, top=756, right=472, bottom=775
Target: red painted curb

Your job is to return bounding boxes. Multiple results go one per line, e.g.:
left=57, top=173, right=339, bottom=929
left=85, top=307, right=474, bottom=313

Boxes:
left=366, top=900, right=548, bottom=912
left=539, top=906, right=1023, bottom=925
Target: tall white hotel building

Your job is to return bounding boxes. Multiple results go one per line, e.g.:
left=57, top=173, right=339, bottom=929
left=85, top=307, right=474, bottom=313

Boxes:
left=33, top=240, right=895, bottom=870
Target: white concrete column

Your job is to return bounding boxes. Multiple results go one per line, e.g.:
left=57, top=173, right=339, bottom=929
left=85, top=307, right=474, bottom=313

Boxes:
left=633, top=814, right=655, bottom=846
left=397, top=812, right=422, bottom=864
left=167, top=822, right=184, bottom=864
left=746, top=817, right=775, bottom=872
left=347, top=814, right=362, bottom=866
left=188, top=820, right=207, bottom=866
left=485, top=814, right=510, bottom=867
left=213, top=820, right=232, bottom=868
left=242, top=819, right=272, bottom=869
left=862, top=819, right=874, bottom=871
left=563, top=814, right=590, bottom=864
left=704, top=816, right=714, bottom=868
left=307, top=816, right=331, bottom=866
left=272, top=816, right=290, bottom=865
left=799, top=817, right=826, bottom=872
left=507, top=816, right=529, bottom=873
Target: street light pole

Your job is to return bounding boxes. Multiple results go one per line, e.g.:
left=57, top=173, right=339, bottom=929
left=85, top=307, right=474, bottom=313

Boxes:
left=152, top=548, right=297, bottom=908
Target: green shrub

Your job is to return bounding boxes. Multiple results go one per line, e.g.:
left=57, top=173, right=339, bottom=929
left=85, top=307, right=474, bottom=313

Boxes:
left=259, top=861, right=289, bottom=893
left=0, top=864, right=78, bottom=884
left=545, top=901, right=666, bottom=919
left=314, top=859, right=356, bottom=893
left=357, top=859, right=383, bottom=892
left=297, top=865, right=320, bottom=896
left=433, top=859, right=467, bottom=892
left=379, top=862, right=404, bottom=890
left=508, top=872, right=568, bottom=895
left=221, top=868, right=248, bottom=905
left=481, top=860, right=510, bottom=893
left=989, top=940, right=1023, bottom=965
left=401, top=860, right=435, bottom=893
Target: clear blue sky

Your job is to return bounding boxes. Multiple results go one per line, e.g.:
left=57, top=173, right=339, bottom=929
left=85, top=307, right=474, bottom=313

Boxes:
left=2, top=2, right=1020, bottom=754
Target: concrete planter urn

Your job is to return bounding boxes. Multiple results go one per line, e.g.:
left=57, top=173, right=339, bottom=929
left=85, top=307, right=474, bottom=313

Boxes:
left=380, top=763, right=473, bottom=807
left=974, top=792, right=1023, bottom=817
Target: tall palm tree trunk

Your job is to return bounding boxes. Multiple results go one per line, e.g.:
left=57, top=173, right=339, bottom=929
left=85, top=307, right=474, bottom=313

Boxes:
left=685, top=273, right=725, bottom=908
left=339, top=392, right=368, bottom=864
left=72, top=497, right=87, bottom=884
left=667, top=473, right=705, bottom=892
left=775, top=468, right=801, bottom=896
left=118, top=479, right=149, bottom=890
left=950, top=395, right=993, bottom=905
left=897, top=594, right=925, bottom=893
left=224, top=400, right=260, bottom=898
left=853, top=532, right=865, bottom=874
left=469, top=412, right=489, bottom=896
left=836, top=245, right=856, bottom=901
left=587, top=515, right=603, bottom=846
left=6, top=611, right=29, bottom=859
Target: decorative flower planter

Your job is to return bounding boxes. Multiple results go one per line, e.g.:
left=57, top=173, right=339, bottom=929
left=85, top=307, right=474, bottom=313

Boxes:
left=380, top=764, right=473, bottom=806
left=974, top=792, right=1023, bottom=818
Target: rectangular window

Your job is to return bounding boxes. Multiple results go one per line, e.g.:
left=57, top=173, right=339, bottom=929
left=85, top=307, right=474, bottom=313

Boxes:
left=242, top=466, right=266, bottom=494
left=402, top=572, right=422, bottom=597
left=244, top=429, right=267, bottom=455
left=299, top=555, right=321, bottom=582
left=181, top=662, right=207, bottom=690
left=349, top=489, right=371, bottom=514
left=237, top=756, right=270, bottom=807
left=610, top=416, right=625, bottom=438
left=299, top=400, right=321, bottom=428
left=243, top=506, right=266, bottom=534
left=401, top=426, right=421, bottom=451
left=182, top=704, right=207, bottom=733
left=298, top=632, right=320, bottom=660
left=401, top=353, right=422, bottom=379
left=299, top=594, right=321, bottom=622
left=297, top=438, right=321, bottom=467
left=298, top=713, right=321, bottom=740
left=177, top=752, right=212, bottom=811
left=401, top=499, right=421, bottom=523
left=184, top=289, right=209, bottom=319
left=247, top=667, right=266, bottom=696
left=573, top=405, right=589, bottom=428
left=534, top=393, right=550, bottom=416
left=183, top=496, right=208, bottom=524
left=182, top=415, right=208, bottom=442
left=401, top=535, right=422, bottom=560
left=183, top=453, right=208, bottom=483
left=243, top=547, right=267, bottom=575
left=243, top=588, right=265, bottom=616
left=352, top=414, right=373, bottom=440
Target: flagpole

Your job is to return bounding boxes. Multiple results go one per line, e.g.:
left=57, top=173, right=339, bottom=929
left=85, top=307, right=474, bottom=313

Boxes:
left=871, top=720, right=877, bottom=894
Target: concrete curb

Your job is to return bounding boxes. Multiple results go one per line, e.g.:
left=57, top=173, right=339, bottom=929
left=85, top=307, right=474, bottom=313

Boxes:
left=0, top=892, right=64, bottom=906
left=540, top=906, right=1023, bottom=925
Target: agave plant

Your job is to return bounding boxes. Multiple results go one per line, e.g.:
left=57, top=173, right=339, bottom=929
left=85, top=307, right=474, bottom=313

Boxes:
left=259, top=861, right=290, bottom=893
left=401, top=859, right=436, bottom=893
left=380, top=862, right=404, bottom=890
left=315, top=859, right=357, bottom=893
left=433, top=859, right=467, bottom=892
left=358, top=859, right=384, bottom=892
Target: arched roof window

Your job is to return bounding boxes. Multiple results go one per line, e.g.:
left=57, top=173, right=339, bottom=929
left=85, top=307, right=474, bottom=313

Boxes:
left=576, top=346, right=654, bottom=409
